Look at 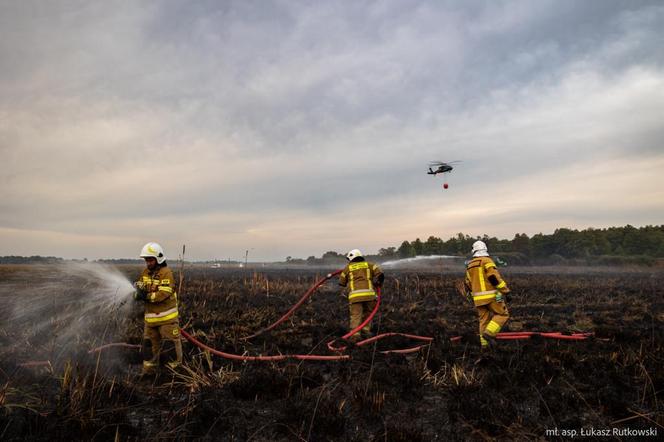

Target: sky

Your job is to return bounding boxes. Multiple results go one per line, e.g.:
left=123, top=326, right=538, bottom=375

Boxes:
left=1, top=0, right=663, bottom=261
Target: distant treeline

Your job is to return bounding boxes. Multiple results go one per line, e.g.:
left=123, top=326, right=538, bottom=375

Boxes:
left=3, top=225, right=663, bottom=266
left=0, top=255, right=65, bottom=264
left=286, top=251, right=347, bottom=266
left=0, top=257, right=144, bottom=265
left=370, top=225, right=664, bottom=266
left=96, top=258, right=144, bottom=264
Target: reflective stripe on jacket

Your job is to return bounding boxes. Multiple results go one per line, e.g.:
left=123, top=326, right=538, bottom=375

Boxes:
left=339, top=260, right=383, bottom=304
left=464, top=256, right=510, bottom=306
left=138, top=266, right=179, bottom=324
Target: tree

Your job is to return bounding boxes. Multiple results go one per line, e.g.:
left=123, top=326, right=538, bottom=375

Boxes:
left=456, top=233, right=474, bottom=255
left=397, top=241, right=416, bottom=258
left=412, top=238, right=424, bottom=255
left=423, top=236, right=443, bottom=255
left=378, top=247, right=397, bottom=257
left=372, top=224, right=664, bottom=262
left=531, top=233, right=555, bottom=258
left=512, top=233, right=532, bottom=256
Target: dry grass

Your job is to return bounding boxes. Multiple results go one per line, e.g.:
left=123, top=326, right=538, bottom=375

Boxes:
left=1, top=265, right=662, bottom=440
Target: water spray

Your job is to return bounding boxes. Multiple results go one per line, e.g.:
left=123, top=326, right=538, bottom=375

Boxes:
left=381, top=255, right=461, bottom=268
left=3, top=262, right=137, bottom=368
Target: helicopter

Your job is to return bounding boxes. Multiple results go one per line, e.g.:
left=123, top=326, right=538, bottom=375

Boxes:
left=427, top=161, right=461, bottom=189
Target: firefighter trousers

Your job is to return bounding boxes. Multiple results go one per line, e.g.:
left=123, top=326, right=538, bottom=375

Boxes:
left=476, top=300, right=509, bottom=346
left=349, top=300, right=377, bottom=340
left=142, top=321, right=183, bottom=373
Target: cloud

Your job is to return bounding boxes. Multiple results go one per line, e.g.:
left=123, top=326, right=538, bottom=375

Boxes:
left=1, top=1, right=663, bottom=260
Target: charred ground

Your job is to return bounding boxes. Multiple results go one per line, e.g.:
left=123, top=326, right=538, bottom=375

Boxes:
left=0, top=265, right=662, bottom=440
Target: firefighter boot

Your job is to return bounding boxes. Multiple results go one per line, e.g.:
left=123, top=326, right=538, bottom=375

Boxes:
left=480, top=332, right=496, bottom=350
left=479, top=334, right=491, bottom=350
left=141, top=346, right=159, bottom=375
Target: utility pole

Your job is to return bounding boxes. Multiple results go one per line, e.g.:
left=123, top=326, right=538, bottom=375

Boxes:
left=245, top=250, right=249, bottom=267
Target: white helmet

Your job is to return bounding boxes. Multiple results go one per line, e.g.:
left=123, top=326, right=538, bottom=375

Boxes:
left=140, top=242, right=166, bottom=264
left=471, top=240, right=489, bottom=257
left=346, top=249, right=363, bottom=261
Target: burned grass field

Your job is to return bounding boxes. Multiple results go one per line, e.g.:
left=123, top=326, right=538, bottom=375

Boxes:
left=1, top=264, right=663, bottom=440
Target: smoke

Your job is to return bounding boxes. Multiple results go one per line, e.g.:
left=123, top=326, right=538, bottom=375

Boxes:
left=381, top=255, right=462, bottom=268
left=0, top=262, right=139, bottom=369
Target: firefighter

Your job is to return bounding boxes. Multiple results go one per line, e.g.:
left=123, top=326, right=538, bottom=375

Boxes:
left=339, top=249, right=384, bottom=341
left=464, top=240, right=511, bottom=348
left=133, top=242, right=182, bottom=374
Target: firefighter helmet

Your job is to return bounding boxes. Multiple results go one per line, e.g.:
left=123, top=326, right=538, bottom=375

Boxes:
left=346, top=249, right=363, bottom=261
left=140, top=242, right=166, bottom=264
left=471, top=240, right=489, bottom=257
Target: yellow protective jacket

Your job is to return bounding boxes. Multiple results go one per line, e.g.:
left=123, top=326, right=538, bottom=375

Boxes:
left=339, top=260, right=384, bottom=304
left=464, top=256, right=510, bottom=306
left=138, top=265, right=179, bottom=325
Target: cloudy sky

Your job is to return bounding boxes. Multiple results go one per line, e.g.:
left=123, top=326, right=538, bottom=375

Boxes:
left=1, top=1, right=663, bottom=261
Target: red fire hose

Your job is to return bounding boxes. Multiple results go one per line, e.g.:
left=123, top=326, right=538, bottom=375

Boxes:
left=325, top=293, right=434, bottom=353
left=179, top=328, right=350, bottom=361
left=180, top=269, right=435, bottom=361
left=174, top=270, right=594, bottom=362
left=176, top=328, right=594, bottom=361
left=244, top=270, right=343, bottom=340
left=493, top=331, right=593, bottom=341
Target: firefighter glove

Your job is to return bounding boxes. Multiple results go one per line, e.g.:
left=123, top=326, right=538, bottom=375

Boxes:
left=133, top=282, right=148, bottom=301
